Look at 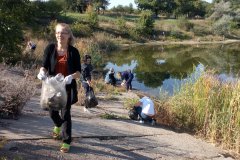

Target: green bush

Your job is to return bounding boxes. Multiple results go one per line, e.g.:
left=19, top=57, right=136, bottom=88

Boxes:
left=85, top=42, right=102, bottom=68
left=45, top=20, right=58, bottom=41
left=86, top=5, right=98, bottom=28
left=128, top=28, right=142, bottom=41
left=116, top=16, right=127, bottom=34
left=0, top=0, right=30, bottom=64
left=229, top=21, right=239, bottom=29
left=136, top=10, right=155, bottom=36
left=71, top=22, right=92, bottom=37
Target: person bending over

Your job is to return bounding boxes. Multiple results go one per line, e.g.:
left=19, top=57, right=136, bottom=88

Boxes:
left=132, top=96, right=156, bottom=125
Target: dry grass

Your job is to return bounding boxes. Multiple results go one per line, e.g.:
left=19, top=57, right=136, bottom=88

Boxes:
left=164, top=70, right=240, bottom=153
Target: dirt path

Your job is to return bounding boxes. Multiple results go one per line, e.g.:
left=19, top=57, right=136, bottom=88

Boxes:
left=0, top=90, right=237, bottom=160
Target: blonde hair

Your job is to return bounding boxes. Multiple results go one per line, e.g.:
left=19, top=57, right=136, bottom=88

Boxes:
left=55, top=23, right=75, bottom=45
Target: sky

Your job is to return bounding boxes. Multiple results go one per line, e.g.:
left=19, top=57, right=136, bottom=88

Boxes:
left=108, top=0, right=213, bottom=9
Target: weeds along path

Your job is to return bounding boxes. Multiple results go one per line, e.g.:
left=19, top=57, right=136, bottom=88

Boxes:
left=0, top=90, right=236, bottom=160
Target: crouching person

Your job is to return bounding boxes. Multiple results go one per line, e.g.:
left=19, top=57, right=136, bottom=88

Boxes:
left=105, top=68, right=116, bottom=86
left=129, top=96, right=156, bottom=126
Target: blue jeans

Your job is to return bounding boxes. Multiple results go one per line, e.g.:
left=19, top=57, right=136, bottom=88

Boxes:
left=126, top=81, right=132, bottom=91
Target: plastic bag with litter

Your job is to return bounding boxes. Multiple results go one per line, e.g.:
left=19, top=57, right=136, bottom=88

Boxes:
left=85, top=87, right=98, bottom=108
left=40, top=74, right=67, bottom=111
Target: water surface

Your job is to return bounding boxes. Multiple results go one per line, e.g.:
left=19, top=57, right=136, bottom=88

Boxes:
left=103, top=43, right=240, bottom=97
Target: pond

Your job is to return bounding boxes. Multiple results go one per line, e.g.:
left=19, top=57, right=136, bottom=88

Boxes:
left=103, top=43, right=240, bottom=97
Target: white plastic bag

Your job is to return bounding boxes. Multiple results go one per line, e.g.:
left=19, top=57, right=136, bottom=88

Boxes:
left=40, top=74, right=67, bottom=111
left=121, top=80, right=126, bottom=86
left=104, top=72, right=110, bottom=84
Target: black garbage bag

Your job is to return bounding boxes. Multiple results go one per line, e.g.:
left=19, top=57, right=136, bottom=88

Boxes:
left=128, top=108, right=138, bottom=120
left=85, top=87, right=98, bottom=108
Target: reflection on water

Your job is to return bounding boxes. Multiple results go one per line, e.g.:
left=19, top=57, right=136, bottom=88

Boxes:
left=104, top=43, right=240, bottom=97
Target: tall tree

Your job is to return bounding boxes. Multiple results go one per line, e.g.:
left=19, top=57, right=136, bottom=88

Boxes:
left=91, top=0, right=110, bottom=14
left=0, top=0, right=32, bottom=63
left=174, top=0, right=207, bottom=18
left=135, top=0, right=176, bottom=17
left=65, top=0, right=110, bottom=13
left=64, top=0, right=87, bottom=12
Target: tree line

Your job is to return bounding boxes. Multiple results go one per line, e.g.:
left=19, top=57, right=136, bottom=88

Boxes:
left=0, top=0, right=240, bottom=64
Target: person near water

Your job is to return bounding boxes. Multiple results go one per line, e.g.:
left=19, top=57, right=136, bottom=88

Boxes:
left=118, top=69, right=134, bottom=91
left=131, top=96, right=156, bottom=125
left=105, top=68, right=117, bottom=86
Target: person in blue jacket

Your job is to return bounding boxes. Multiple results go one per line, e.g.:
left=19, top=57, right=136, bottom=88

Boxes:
left=126, top=69, right=134, bottom=91
left=118, top=69, right=134, bottom=91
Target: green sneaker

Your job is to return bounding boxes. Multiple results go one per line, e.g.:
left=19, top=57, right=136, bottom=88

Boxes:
left=52, top=126, right=61, bottom=139
left=60, top=143, right=70, bottom=153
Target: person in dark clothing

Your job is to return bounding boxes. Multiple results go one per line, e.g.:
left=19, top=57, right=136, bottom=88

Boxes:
left=119, top=70, right=128, bottom=82
left=81, top=54, right=92, bottom=95
left=105, top=68, right=116, bottom=86
left=118, top=69, right=134, bottom=91
left=126, top=69, right=134, bottom=91
left=37, top=23, right=81, bottom=153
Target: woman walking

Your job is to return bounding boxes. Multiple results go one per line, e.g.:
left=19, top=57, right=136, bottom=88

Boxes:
left=37, top=23, right=81, bottom=153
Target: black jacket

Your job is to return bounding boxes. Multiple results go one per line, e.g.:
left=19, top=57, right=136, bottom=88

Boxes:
left=42, top=43, right=81, bottom=76
left=81, top=63, right=92, bottom=82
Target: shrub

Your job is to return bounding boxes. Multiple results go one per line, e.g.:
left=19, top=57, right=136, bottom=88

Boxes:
left=0, top=66, right=36, bottom=119
left=45, top=20, right=58, bottom=41
left=86, top=5, right=98, bottom=28
left=128, top=28, right=141, bottom=41
left=136, top=10, right=155, bottom=36
left=71, top=22, right=92, bottom=37
left=116, top=16, right=127, bottom=33
left=212, top=15, right=233, bottom=36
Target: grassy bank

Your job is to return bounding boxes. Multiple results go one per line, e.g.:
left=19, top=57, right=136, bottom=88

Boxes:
left=122, top=70, right=239, bottom=155
left=155, top=70, right=240, bottom=154
left=25, top=12, right=240, bottom=52
left=61, top=12, right=240, bottom=44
